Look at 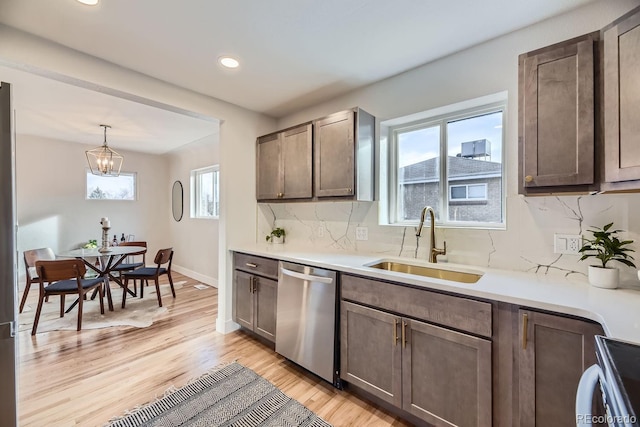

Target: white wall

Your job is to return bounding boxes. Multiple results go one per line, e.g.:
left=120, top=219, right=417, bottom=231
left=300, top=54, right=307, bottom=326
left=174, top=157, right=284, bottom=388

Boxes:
left=258, top=0, right=640, bottom=285
left=0, top=24, right=277, bottom=334
left=166, top=133, right=220, bottom=286
left=16, top=134, right=169, bottom=268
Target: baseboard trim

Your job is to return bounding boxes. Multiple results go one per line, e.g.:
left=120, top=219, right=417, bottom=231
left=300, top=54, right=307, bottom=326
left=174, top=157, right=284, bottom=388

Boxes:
left=216, top=317, right=240, bottom=335
left=172, top=265, right=218, bottom=288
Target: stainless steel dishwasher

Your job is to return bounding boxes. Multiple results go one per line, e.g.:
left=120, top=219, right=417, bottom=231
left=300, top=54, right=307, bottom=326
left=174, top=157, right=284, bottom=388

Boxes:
left=276, top=261, right=339, bottom=385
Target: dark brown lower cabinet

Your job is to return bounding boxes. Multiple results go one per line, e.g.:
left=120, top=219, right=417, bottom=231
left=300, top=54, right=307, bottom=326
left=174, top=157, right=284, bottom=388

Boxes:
left=233, top=270, right=277, bottom=342
left=341, top=301, right=492, bottom=427
left=518, top=309, right=604, bottom=427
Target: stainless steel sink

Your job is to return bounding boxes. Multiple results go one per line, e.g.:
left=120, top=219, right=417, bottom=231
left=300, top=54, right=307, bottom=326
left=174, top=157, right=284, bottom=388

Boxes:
left=368, top=261, right=483, bottom=284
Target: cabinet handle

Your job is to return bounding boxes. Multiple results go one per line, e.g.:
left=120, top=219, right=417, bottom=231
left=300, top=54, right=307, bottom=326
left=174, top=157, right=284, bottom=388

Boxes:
left=245, top=263, right=258, bottom=268
left=249, top=277, right=254, bottom=294
left=347, top=188, right=353, bottom=194
left=524, top=175, right=533, bottom=183
left=393, top=319, right=399, bottom=346
left=277, top=192, right=284, bottom=198
left=402, top=320, right=407, bottom=348
left=522, top=313, right=528, bottom=350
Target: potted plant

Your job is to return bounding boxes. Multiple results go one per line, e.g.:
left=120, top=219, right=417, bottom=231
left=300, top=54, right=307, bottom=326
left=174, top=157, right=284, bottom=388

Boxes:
left=266, top=227, right=286, bottom=244
left=579, top=222, right=635, bottom=289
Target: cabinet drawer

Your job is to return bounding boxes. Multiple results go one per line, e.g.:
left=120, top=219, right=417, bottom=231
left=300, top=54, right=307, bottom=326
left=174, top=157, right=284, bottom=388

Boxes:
left=341, top=274, right=492, bottom=338
left=233, top=252, right=279, bottom=279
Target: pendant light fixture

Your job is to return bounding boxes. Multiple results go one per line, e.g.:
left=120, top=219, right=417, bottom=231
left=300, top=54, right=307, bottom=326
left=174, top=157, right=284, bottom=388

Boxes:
left=85, top=124, right=123, bottom=177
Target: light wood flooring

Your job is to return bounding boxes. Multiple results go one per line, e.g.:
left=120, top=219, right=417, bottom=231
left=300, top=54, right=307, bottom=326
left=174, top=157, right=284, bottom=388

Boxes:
left=18, top=272, right=412, bottom=426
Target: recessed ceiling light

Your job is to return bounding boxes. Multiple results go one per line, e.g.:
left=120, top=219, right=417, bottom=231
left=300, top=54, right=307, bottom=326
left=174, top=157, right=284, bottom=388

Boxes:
left=218, top=56, right=240, bottom=69
left=77, top=0, right=99, bottom=4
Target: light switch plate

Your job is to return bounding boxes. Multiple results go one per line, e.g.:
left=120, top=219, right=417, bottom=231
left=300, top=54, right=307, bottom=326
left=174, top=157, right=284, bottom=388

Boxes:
left=356, top=226, right=368, bottom=241
left=554, top=234, right=582, bottom=254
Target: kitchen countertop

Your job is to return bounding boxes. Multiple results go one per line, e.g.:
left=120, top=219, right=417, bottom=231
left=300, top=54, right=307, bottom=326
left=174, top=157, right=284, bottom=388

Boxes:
left=231, top=244, right=640, bottom=344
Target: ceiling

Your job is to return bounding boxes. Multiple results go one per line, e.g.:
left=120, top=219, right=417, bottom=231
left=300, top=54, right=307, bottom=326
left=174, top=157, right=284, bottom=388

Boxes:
left=0, top=0, right=598, bottom=153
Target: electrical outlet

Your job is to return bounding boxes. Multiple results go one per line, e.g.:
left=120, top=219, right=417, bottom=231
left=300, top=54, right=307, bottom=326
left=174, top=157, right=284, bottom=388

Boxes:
left=318, top=225, right=325, bottom=238
left=356, top=226, right=368, bottom=241
left=554, top=234, right=582, bottom=254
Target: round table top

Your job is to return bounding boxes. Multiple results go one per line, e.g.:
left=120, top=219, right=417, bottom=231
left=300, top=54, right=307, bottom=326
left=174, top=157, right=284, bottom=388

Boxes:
left=57, top=246, right=146, bottom=259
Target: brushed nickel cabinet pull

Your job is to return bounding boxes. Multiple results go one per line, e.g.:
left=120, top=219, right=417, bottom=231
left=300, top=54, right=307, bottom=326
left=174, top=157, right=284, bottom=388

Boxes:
left=522, top=313, right=529, bottom=350
left=245, top=262, right=258, bottom=268
left=393, top=319, right=399, bottom=346
left=402, top=320, right=407, bottom=349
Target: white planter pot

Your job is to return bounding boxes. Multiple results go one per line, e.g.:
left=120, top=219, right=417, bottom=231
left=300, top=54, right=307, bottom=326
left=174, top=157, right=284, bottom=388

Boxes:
left=270, top=235, right=284, bottom=244
left=588, top=265, right=619, bottom=289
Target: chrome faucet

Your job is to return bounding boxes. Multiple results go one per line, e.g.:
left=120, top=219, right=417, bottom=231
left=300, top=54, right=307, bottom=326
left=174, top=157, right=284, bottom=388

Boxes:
left=415, top=206, right=447, bottom=263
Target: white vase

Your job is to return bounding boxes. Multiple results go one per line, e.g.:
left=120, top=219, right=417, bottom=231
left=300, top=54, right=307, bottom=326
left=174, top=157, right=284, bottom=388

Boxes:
left=587, top=265, right=619, bottom=289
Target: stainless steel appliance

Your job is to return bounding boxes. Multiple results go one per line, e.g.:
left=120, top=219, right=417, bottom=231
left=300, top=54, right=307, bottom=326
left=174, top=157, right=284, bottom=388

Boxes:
left=0, top=81, right=19, bottom=426
left=576, top=336, right=639, bottom=426
left=276, top=261, right=338, bottom=385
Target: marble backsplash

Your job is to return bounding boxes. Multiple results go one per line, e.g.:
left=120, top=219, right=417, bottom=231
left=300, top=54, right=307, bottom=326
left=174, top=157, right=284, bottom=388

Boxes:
left=257, top=193, right=640, bottom=284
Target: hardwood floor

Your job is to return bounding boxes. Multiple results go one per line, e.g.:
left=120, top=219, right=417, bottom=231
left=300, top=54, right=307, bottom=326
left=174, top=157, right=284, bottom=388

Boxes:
left=18, top=272, right=412, bottom=426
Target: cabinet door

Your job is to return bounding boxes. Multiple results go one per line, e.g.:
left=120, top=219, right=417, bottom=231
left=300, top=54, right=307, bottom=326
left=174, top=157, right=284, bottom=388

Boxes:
left=281, top=123, right=312, bottom=199
left=256, top=133, right=282, bottom=200
left=254, top=276, right=277, bottom=342
left=315, top=110, right=355, bottom=198
left=403, top=319, right=492, bottom=427
left=604, top=9, right=640, bottom=183
left=519, top=34, right=596, bottom=192
left=518, top=309, right=603, bottom=427
left=340, top=301, right=402, bottom=407
left=233, top=271, right=254, bottom=331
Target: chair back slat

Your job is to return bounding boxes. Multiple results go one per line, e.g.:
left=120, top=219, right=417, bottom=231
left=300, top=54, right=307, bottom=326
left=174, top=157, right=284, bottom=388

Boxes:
left=118, top=241, right=147, bottom=263
left=36, top=259, right=86, bottom=282
left=24, top=248, right=55, bottom=268
left=154, top=248, right=173, bottom=266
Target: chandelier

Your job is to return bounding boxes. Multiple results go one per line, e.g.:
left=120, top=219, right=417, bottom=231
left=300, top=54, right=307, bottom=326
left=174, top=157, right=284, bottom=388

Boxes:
left=85, top=124, right=123, bottom=177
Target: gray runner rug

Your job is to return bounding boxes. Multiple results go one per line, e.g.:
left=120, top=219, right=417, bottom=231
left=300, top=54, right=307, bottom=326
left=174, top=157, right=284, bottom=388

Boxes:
left=105, top=362, right=332, bottom=427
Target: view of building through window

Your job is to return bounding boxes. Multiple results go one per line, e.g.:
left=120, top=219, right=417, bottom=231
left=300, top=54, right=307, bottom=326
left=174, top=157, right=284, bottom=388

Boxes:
left=191, top=165, right=219, bottom=218
left=394, top=107, right=504, bottom=226
left=86, top=171, right=136, bottom=200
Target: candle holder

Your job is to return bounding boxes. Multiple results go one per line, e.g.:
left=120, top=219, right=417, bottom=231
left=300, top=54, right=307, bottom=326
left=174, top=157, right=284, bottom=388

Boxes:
left=99, top=226, right=112, bottom=253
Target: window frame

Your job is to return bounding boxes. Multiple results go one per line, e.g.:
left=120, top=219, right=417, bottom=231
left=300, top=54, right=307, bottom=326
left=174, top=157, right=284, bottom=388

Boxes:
left=85, top=169, right=137, bottom=201
left=386, top=100, right=506, bottom=229
left=449, top=183, right=488, bottom=201
left=190, top=165, right=219, bottom=219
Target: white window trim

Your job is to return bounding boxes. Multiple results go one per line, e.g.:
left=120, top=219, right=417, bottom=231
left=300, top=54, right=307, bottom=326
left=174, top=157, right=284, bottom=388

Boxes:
left=449, top=183, right=488, bottom=201
left=190, top=165, right=219, bottom=219
left=380, top=94, right=507, bottom=230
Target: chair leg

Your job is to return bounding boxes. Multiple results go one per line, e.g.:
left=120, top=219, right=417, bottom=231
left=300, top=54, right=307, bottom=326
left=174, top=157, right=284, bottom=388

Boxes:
left=154, top=278, right=162, bottom=307
left=168, top=273, right=176, bottom=298
left=98, top=286, right=105, bottom=315
left=31, top=292, right=45, bottom=336
left=77, top=292, right=83, bottom=331
left=19, top=282, right=31, bottom=313
left=122, top=278, right=128, bottom=309
left=140, top=279, right=145, bottom=298
left=59, top=294, right=65, bottom=318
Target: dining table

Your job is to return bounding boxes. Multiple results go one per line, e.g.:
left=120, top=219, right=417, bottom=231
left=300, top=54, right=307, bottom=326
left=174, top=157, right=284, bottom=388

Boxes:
left=57, top=245, right=146, bottom=312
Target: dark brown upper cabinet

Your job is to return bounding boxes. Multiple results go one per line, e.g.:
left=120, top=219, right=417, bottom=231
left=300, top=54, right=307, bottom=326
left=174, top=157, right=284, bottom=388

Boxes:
left=602, top=7, right=640, bottom=191
left=314, top=108, right=375, bottom=201
left=518, top=32, right=599, bottom=195
left=256, top=123, right=313, bottom=201
left=256, top=107, right=375, bottom=202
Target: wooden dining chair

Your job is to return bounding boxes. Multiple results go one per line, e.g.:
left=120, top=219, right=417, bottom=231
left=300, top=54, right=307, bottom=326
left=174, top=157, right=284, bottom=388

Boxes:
left=122, top=248, right=175, bottom=308
left=112, top=241, right=147, bottom=295
left=31, top=259, right=105, bottom=335
left=20, top=248, right=56, bottom=313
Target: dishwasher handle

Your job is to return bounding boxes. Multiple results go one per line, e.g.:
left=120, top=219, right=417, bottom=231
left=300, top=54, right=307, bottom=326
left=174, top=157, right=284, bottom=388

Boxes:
left=281, top=267, right=334, bottom=284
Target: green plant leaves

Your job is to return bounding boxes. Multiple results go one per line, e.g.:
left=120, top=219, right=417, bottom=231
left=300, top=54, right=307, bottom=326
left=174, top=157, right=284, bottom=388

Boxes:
left=579, top=222, right=636, bottom=269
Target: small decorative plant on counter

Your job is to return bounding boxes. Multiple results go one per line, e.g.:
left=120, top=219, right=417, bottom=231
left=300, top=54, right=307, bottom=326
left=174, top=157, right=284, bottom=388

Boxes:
left=83, top=239, right=98, bottom=249
left=266, top=227, right=286, bottom=244
left=579, top=222, right=635, bottom=289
